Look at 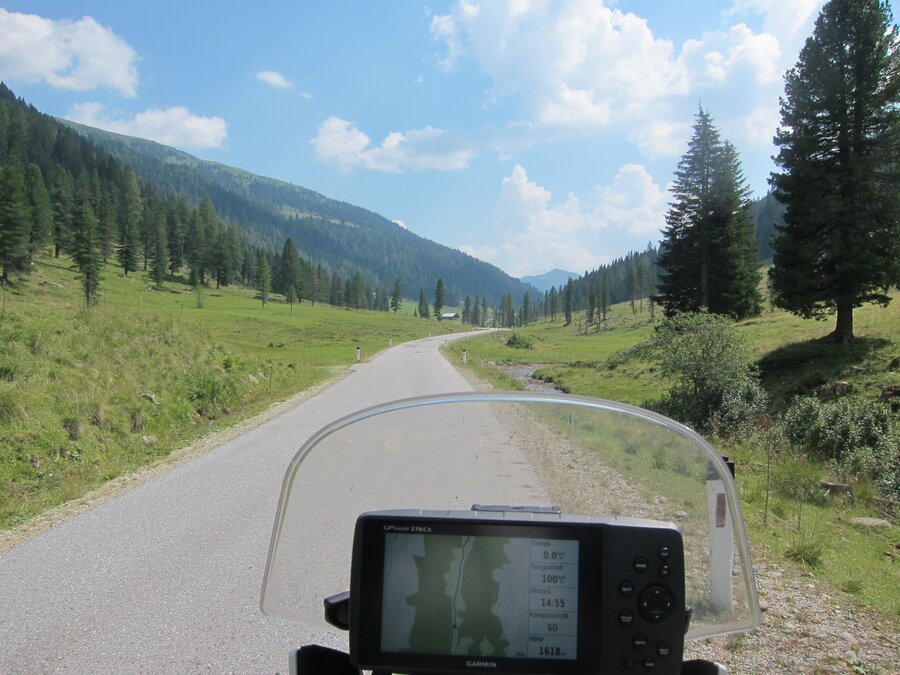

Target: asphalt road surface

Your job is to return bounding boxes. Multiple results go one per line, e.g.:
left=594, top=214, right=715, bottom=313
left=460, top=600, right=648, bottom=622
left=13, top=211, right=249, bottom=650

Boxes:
left=0, top=331, right=546, bottom=673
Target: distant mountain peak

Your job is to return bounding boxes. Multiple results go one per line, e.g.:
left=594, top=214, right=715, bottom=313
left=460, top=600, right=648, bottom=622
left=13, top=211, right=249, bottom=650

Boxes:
left=520, top=269, right=580, bottom=293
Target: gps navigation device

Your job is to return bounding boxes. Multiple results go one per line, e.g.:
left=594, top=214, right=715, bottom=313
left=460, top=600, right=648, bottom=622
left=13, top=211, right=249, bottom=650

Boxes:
left=348, top=508, right=686, bottom=675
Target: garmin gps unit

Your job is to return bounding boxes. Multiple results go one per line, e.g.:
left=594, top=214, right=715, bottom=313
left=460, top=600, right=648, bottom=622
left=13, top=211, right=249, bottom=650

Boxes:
left=348, top=507, right=687, bottom=675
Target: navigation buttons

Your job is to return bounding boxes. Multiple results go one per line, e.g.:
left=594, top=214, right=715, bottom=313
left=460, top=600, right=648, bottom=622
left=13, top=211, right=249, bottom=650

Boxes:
left=618, top=609, right=635, bottom=627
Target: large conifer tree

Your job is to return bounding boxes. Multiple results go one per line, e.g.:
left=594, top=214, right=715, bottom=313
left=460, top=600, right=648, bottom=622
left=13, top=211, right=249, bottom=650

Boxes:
left=657, top=108, right=761, bottom=319
left=769, top=0, right=900, bottom=342
left=72, top=196, right=102, bottom=306
left=0, top=158, right=32, bottom=283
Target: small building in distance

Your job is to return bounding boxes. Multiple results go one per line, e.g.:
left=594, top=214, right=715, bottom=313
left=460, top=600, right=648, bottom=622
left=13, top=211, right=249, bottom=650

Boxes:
left=441, top=312, right=460, bottom=320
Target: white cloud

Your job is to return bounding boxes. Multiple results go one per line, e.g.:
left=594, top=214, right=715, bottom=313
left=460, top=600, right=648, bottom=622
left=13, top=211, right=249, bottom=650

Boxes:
left=627, top=117, right=690, bottom=158
left=682, top=23, right=781, bottom=85
left=392, top=219, right=408, bottom=230
left=311, top=116, right=477, bottom=173
left=594, top=164, right=668, bottom=236
left=726, top=0, right=823, bottom=43
left=67, top=102, right=227, bottom=149
left=431, top=0, right=689, bottom=128
left=0, top=9, right=139, bottom=96
left=743, top=104, right=780, bottom=145
left=256, top=70, right=293, bottom=90
left=466, top=163, right=668, bottom=277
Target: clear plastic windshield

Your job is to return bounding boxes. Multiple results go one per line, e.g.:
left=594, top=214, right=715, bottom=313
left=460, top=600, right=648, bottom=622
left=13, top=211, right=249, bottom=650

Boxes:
left=261, top=392, right=760, bottom=642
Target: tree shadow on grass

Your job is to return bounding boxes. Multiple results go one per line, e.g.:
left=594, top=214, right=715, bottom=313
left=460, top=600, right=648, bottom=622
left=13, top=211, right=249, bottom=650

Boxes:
left=757, top=337, right=892, bottom=409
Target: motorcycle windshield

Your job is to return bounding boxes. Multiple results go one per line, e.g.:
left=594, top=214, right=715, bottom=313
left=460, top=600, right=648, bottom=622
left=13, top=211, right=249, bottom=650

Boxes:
left=260, top=392, right=759, bottom=642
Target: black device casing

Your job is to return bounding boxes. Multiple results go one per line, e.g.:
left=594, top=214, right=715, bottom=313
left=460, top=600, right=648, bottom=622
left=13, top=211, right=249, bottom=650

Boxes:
left=348, top=509, right=686, bottom=675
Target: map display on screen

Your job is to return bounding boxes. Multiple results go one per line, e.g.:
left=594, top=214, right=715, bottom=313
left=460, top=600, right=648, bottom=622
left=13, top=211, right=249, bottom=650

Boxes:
left=380, top=532, right=579, bottom=661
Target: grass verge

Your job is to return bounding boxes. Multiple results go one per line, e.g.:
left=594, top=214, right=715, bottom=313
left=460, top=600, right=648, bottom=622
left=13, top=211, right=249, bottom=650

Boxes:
left=0, top=254, right=464, bottom=528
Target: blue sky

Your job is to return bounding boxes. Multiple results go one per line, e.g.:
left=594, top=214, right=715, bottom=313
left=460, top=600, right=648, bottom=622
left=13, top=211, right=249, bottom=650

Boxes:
left=2, top=1, right=892, bottom=278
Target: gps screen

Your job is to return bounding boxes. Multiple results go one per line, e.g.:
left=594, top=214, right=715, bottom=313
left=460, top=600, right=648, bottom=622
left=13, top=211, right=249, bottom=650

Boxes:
left=380, top=532, right=579, bottom=661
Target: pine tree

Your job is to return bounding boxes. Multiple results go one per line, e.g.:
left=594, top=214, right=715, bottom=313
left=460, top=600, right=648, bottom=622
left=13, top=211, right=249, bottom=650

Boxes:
left=658, top=107, right=762, bottom=319
left=24, top=164, right=52, bottom=255
left=769, top=0, right=900, bottom=342
left=0, top=158, right=31, bottom=283
left=601, top=271, right=610, bottom=321
left=72, top=196, right=102, bottom=306
left=390, top=277, right=402, bottom=313
left=257, top=255, right=271, bottom=307
left=150, top=212, right=168, bottom=287
left=714, top=142, right=762, bottom=318
left=563, top=280, right=573, bottom=326
left=586, top=282, right=596, bottom=324
left=433, top=278, right=445, bottom=319
left=118, top=169, right=141, bottom=276
left=50, top=166, right=74, bottom=259
left=417, top=289, right=430, bottom=319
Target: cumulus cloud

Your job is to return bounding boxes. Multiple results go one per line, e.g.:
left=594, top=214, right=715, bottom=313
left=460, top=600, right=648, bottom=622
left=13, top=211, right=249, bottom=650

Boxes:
left=256, top=70, right=293, bottom=90
left=311, top=116, right=477, bottom=173
left=682, top=23, right=782, bottom=85
left=594, top=164, right=668, bottom=236
left=726, top=0, right=823, bottom=43
left=743, top=104, right=781, bottom=145
left=67, top=102, right=227, bottom=149
left=0, top=8, right=138, bottom=96
left=431, top=0, right=689, bottom=128
left=470, top=163, right=667, bottom=277
left=627, top=117, right=690, bottom=158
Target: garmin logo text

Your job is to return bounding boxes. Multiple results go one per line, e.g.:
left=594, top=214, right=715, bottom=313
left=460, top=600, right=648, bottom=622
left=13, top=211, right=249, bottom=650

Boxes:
left=466, top=660, right=497, bottom=668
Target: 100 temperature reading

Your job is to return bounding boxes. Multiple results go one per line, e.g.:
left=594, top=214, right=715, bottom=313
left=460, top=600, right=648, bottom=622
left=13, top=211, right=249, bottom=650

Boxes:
left=528, top=539, right=579, bottom=660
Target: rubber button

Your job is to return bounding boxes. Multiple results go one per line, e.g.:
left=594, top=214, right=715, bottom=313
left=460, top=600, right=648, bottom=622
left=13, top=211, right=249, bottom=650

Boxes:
left=657, top=642, right=672, bottom=658
left=632, top=634, right=648, bottom=649
left=623, top=657, right=637, bottom=671
left=643, top=658, right=658, bottom=669
left=619, top=609, right=635, bottom=626
left=658, top=546, right=670, bottom=561
left=633, top=557, right=649, bottom=573
left=658, top=564, right=670, bottom=579
left=619, top=580, right=635, bottom=596
left=639, top=585, right=675, bottom=623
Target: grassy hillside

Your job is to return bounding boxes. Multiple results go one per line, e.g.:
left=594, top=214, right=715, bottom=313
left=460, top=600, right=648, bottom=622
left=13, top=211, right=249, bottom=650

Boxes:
left=61, top=118, right=537, bottom=306
left=446, top=297, right=900, bottom=624
left=0, top=256, right=464, bottom=528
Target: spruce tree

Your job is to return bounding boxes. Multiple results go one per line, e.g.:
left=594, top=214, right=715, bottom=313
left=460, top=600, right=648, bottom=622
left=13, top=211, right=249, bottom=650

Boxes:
left=50, top=166, right=74, bottom=259
left=390, top=277, right=402, bottom=313
left=563, top=279, right=573, bottom=326
left=24, top=164, right=52, bottom=255
left=433, top=278, right=445, bottom=319
left=769, top=0, right=900, bottom=342
left=118, top=169, right=141, bottom=276
left=257, top=256, right=271, bottom=307
left=150, top=213, right=168, bottom=286
left=658, top=107, right=762, bottom=319
left=417, top=289, right=430, bottom=319
left=0, top=158, right=31, bottom=283
left=72, top=196, right=102, bottom=306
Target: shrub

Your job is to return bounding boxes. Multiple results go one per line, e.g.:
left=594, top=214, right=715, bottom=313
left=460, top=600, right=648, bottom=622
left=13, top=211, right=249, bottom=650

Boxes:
left=642, top=312, right=768, bottom=435
left=782, top=396, right=899, bottom=513
left=506, top=333, right=533, bottom=349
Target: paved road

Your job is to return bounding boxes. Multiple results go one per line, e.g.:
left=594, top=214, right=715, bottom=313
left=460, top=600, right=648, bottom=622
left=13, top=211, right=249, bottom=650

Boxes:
left=0, top=331, right=545, bottom=673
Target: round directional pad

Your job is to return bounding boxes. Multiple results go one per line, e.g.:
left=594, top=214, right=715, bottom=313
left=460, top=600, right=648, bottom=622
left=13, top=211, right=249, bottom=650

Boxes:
left=638, top=585, right=675, bottom=624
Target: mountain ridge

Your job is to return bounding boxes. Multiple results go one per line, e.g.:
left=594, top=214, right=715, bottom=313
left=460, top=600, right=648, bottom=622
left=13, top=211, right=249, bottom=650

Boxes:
left=58, top=118, right=537, bottom=305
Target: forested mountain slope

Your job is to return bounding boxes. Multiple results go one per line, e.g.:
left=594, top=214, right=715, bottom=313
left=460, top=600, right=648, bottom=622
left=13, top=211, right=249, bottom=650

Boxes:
left=61, top=119, right=534, bottom=305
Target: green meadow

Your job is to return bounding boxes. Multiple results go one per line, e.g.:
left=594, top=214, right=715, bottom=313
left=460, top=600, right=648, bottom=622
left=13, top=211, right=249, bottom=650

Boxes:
left=446, top=295, right=900, bottom=624
left=0, top=254, right=463, bottom=528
